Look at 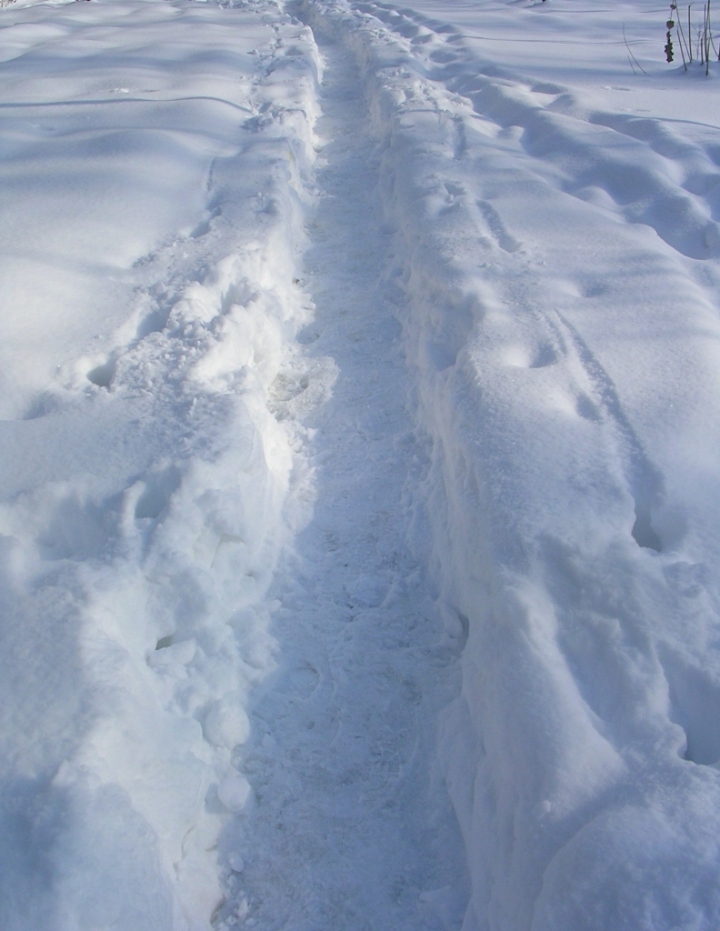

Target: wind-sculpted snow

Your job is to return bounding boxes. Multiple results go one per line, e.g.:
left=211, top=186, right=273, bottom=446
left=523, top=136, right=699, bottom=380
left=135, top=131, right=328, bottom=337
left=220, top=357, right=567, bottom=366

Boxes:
left=0, top=1, right=321, bottom=927
left=302, top=1, right=720, bottom=929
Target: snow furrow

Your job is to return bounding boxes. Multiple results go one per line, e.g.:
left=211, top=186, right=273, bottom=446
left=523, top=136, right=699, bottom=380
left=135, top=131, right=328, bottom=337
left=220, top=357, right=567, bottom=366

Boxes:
left=215, top=21, right=467, bottom=931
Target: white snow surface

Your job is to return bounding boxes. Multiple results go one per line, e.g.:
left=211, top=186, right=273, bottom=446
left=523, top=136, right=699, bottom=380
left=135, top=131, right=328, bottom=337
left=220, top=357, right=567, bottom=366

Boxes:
left=2, top=0, right=720, bottom=929
left=0, top=1, right=322, bottom=927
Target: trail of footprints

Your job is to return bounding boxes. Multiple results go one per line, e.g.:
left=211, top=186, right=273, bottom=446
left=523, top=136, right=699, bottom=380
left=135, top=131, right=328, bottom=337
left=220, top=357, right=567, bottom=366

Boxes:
left=356, top=0, right=720, bottom=259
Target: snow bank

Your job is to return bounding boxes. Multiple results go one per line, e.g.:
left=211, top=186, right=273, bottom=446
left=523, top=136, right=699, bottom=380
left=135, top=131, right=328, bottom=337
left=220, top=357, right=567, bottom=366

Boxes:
left=0, top=1, right=321, bottom=928
left=303, top=1, right=720, bottom=929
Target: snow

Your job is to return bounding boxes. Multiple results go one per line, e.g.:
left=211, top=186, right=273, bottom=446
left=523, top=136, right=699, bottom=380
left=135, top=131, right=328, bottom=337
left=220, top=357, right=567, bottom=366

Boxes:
left=305, top=2, right=720, bottom=928
left=0, top=1, right=322, bottom=927
left=2, top=0, right=720, bottom=929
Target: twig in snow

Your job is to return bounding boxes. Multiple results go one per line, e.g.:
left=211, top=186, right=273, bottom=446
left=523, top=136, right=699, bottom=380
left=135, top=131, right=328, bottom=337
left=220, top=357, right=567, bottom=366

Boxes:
left=624, top=25, right=649, bottom=74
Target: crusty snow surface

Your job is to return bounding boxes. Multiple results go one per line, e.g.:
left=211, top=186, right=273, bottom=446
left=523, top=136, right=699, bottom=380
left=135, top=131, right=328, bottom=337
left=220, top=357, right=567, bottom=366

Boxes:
left=2, top=0, right=720, bottom=929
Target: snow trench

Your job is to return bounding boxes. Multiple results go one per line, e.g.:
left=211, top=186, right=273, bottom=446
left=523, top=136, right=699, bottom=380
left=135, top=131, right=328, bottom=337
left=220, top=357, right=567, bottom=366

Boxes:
left=214, top=25, right=467, bottom=931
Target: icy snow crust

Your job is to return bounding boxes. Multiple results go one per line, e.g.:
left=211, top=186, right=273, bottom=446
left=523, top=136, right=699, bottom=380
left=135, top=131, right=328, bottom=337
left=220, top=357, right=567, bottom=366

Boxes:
left=3, top=0, right=720, bottom=929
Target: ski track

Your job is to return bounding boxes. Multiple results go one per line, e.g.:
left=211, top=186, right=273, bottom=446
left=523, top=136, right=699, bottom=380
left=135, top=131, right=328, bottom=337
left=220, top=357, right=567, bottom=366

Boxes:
left=216, top=32, right=467, bottom=931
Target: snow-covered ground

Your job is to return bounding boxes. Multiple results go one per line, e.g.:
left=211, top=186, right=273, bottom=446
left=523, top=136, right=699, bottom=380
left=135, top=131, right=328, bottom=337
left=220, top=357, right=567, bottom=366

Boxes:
left=2, top=0, right=720, bottom=929
left=0, top=2, right=322, bottom=926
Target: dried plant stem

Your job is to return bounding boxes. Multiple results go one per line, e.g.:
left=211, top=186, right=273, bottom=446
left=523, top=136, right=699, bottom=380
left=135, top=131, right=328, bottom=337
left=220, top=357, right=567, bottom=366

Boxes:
left=687, top=5, right=696, bottom=62
left=669, top=1, right=716, bottom=73
left=676, top=5, right=692, bottom=63
left=625, top=24, right=648, bottom=74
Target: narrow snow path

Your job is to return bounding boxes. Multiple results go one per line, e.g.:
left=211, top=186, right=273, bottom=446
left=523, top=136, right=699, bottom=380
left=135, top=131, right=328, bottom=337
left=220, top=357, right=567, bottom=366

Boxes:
left=217, top=31, right=467, bottom=931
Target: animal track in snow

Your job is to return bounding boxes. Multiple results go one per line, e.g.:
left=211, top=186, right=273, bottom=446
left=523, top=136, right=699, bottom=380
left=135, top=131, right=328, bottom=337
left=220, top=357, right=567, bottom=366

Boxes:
left=477, top=199, right=521, bottom=253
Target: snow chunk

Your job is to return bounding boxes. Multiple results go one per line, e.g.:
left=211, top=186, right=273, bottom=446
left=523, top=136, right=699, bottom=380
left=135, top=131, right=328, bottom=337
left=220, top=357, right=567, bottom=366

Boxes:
left=217, top=773, right=253, bottom=813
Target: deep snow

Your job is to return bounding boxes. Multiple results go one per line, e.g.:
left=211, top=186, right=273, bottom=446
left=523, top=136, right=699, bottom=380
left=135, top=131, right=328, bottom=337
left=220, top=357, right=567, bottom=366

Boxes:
left=2, top=0, right=720, bottom=930
left=0, top=1, right=322, bottom=926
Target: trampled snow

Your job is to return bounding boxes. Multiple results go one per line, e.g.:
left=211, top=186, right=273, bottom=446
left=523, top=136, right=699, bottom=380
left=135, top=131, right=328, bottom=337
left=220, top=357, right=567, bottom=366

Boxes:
left=0, top=1, right=322, bottom=926
left=2, top=0, right=720, bottom=929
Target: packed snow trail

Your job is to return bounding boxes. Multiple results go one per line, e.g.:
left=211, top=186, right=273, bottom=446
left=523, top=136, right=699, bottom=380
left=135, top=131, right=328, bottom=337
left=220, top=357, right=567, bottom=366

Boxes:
left=215, top=29, right=467, bottom=931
